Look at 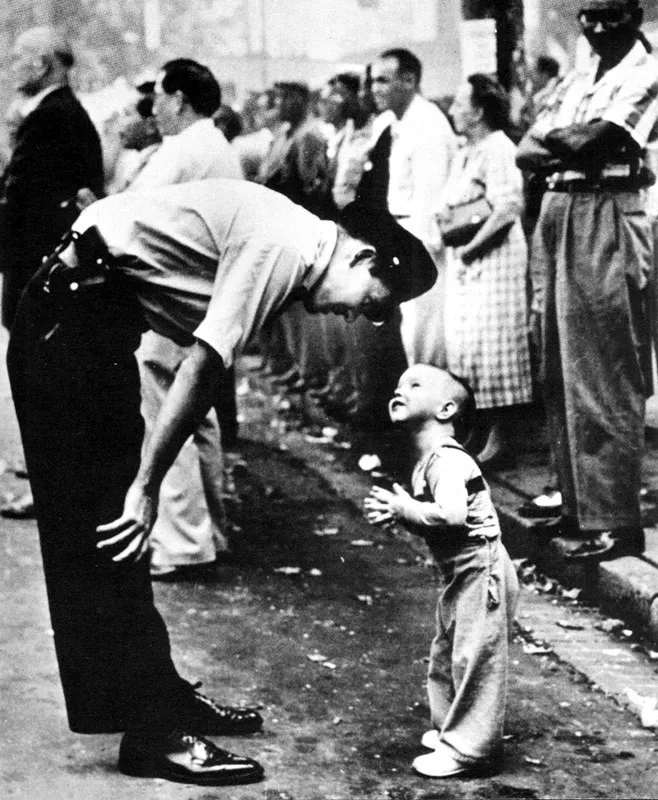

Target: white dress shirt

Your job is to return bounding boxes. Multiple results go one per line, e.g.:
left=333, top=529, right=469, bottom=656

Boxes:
left=387, top=94, right=457, bottom=253
left=129, top=117, right=243, bottom=189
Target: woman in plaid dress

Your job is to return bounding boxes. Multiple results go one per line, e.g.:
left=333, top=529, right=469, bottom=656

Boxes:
left=439, top=74, right=532, bottom=464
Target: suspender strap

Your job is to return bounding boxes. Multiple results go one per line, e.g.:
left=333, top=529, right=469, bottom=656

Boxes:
left=436, top=441, right=486, bottom=495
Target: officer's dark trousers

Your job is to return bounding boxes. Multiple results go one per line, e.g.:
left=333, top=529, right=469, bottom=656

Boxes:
left=7, top=271, right=192, bottom=733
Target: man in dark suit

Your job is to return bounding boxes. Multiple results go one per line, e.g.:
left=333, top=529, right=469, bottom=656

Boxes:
left=0, top=25, right=104, bottom=330
left=0, top=26, right=104, bottom=521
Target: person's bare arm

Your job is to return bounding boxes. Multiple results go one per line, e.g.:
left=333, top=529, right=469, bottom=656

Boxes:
left=96, top=340, right=225, bottom=561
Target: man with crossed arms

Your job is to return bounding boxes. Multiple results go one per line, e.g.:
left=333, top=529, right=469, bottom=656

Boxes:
left=516, top=0, right=658, bottom=560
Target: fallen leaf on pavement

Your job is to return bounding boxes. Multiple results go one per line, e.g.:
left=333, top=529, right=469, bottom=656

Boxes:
left=274, top=566, right=302, bottom=575
left=307, top=653, right=328, bottom=662
left=315, top=526, right=339, bottom=536
left=304, top=433, right=332, bottom=443
left=358, top=454, right=382, bottom=472
left=523, top=643, right=553, bottom=655
left=556, top=620, right=585, bottom=630
left=595, top=618, right=625, bottom=634
left=333, top=439, right=352, bottom=450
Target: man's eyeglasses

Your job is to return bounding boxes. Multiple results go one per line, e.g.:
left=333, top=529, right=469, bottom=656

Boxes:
left=578, top=7, right=630, bottom=29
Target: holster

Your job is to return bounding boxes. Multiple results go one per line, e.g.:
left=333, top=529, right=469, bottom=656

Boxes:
left=41, top=225, right=112, bottom=303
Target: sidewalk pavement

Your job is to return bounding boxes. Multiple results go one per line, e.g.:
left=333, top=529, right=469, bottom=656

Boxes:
left=482, top=401, right=658, bottom=647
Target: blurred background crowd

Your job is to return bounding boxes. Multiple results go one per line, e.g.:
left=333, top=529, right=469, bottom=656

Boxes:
left=2, top=0, right=658, bottom=574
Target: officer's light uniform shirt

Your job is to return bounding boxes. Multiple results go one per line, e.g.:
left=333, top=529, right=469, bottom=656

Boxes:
left=129, top=117, right=244, bottom=189
left=72, top=179, right=337, bottom=367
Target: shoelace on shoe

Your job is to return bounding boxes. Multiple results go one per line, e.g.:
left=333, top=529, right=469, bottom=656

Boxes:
left=192, top=682, right=260, bottom=723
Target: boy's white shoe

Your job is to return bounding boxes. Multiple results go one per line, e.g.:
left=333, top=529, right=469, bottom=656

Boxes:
left=420, top=729, right=441, bottom=749
left=412, top=743, right=495, bottom=779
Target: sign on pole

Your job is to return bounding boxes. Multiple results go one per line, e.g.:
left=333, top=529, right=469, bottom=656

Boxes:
left=460, top=17, right=497, bottom=76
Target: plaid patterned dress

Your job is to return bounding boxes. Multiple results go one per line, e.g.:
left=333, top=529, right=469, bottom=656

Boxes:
left=442, top=131, right=532, bottom=410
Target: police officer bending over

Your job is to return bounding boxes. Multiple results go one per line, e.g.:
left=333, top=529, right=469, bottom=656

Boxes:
left=7, top=177, right=435, bottom=786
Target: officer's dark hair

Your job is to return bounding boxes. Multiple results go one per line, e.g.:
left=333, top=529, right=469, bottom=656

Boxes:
left=467, top=72, right=510, bottom=132
left=274, top=81, right=310, bottom=103
left=446, top=371, right=477, bottom=445
left=380, top=48, right=422, bottom=84
left=160, top=58, right=221, bottom=117
left=536, top=55, right=560, bottom=78
left=329, top=72, right=361, bottom=96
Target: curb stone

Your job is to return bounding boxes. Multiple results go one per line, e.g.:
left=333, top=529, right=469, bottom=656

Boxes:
left=493, top=489, right=658, bottom=645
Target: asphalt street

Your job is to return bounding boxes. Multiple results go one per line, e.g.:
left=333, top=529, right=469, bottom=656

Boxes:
left=1, top=337, right=658, bottom=799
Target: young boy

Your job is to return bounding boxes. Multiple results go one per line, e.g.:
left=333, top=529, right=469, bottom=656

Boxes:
left=365, top=364, right=519, bottom=778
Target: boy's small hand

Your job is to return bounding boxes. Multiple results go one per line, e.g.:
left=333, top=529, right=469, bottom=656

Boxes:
left=364, top=483, right=412, bottom=525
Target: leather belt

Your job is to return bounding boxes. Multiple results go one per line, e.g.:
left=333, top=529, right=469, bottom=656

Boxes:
left=546, top=178, right=643, bottom=193
left=550, top=165, right=633, bottom=182
left=545, top=163, right=645, bottom=193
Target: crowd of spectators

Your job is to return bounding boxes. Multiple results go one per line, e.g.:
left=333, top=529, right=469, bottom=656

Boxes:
left=3, top=13, right=658, bottom=562
left=213, top=52, right=543, bottom=459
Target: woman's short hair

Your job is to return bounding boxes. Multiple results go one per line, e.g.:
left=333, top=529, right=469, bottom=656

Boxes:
left=467, top=73, right=510, bottom=132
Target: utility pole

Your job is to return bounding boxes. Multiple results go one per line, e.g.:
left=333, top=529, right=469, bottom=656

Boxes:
left=495, top=0, right=525, bottom=91
left=460, top=0, right=526, bottom=90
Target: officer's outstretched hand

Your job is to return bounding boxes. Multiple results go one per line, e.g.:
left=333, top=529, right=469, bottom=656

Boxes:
left=96, top=480, right=159, bottom=562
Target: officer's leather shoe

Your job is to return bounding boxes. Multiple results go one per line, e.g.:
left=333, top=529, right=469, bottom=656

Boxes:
left=181, top=683, right=263, bottom=735
left=119, top=729, right=264, bottom=785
